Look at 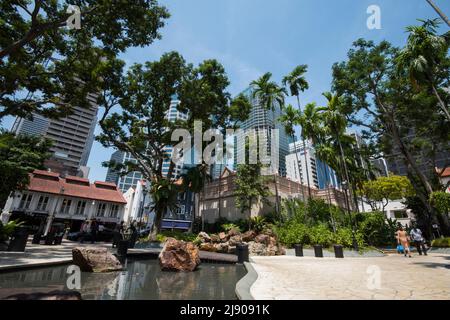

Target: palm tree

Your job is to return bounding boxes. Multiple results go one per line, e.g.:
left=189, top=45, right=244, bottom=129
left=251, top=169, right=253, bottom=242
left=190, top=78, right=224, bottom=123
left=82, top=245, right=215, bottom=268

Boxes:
left=321, top=92, right=358, bottom=250
left=282, top=65, right=312, bottom=199
left=396, top=19, right=450, bottom=122
left=250, top=72, right=286, bottom=214
left=278, top=104, right=305, bottom=201
left=182, top=163, right=211, bottom=231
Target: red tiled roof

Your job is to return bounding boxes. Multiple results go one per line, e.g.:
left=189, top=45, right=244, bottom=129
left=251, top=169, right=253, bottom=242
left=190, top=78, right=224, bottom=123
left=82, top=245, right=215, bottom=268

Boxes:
left=33, top=170, right=60, bottom=177
left=438, top=167, right=450, bottom=177
left=26, top=170, right=127, bottom=204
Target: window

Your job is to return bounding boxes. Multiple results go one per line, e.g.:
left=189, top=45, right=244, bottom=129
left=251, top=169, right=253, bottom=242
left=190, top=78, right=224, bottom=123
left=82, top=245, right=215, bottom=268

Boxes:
left=109, top=204, right=119, bottom=218
left=97, top=203, right=107, bottom=217
left=75, top=201, right=86, bottom=215
left=36, top=196, right=49, bottom=211
left=60, top=199, right=72, bottom=215
left=19, top=194, right=33, bottom=209
left=393, top=210, right=408, bottom=219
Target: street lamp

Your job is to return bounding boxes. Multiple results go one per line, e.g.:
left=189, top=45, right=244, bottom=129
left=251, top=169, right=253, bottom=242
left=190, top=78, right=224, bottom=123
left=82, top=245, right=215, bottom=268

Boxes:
left=342, top=181, right=358, bottom=251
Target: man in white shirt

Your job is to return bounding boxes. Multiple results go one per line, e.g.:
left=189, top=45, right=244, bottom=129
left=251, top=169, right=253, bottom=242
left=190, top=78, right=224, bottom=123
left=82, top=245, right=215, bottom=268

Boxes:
left=410, top=224, right=427, bottom=256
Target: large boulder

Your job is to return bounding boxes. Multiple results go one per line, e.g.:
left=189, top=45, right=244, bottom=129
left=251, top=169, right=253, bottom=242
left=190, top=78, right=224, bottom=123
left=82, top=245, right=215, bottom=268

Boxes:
left=72, top=247, right=123, bottom=273
left=248, top=240, right=286, bottom=256
left=242, top=230, right=257, bottom=242
left=4, top=290, right=82, bottom=300
left=227, top=228, right=240, bottom=238
left=159, top=238, right=201, bottom=272
left=197, top=232, right=211, bottom=243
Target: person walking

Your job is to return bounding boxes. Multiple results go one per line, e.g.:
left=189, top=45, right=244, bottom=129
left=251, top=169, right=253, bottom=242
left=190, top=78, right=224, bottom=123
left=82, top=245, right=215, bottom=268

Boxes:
left=79, top=219, right=90, bottom=244
left=396, top=225, right=412, bottom=258
left=410, top=224, right=427, bottom=256
left=90, top=219, right=99, bottom=244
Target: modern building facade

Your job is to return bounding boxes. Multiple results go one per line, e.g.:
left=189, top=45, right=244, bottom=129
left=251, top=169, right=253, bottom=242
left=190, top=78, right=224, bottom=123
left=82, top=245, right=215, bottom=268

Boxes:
left=1, top=170, right=126, bottom=232
left=286, top=140, right=340, bottom=190
left=11, top=93, right=98, bottom=177
left=233, top=87, right=290, bottom=177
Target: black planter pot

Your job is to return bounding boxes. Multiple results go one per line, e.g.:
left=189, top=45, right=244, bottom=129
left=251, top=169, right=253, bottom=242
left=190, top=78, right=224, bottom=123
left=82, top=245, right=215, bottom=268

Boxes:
left=32, top=233, right=42, bottom=244
left=313, top=244, right=323, bottom=258
left=294, top=244, right=303, bottom=257
left=333, top=245, right=344, bottom=258
left=117, top=239, right=129, bottom=257
left=236, top=243, right=249, bottom=263
left=8, top=226, right=29, bottom=252
left=44, top=232, right=55, bottom=245
left=54, top=236, right=63, bottom=245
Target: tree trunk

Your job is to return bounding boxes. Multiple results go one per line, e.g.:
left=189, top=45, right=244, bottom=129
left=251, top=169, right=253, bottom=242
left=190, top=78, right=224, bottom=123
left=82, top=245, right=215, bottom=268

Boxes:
left=149, top=207, right=164, bottom=241
left=431, top=83, right=450, bottom=122
left=426, top=0, right=450, bottom=27
left=292, top=133, right=306, bottom=202
left=296, top=95, right=312, bottom=200
left=274, top=174, right=280, bottom=215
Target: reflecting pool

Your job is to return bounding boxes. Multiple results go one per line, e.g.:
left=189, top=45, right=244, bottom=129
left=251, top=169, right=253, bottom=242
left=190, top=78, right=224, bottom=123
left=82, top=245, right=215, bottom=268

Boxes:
left=0, top=259, right=246, bottom=300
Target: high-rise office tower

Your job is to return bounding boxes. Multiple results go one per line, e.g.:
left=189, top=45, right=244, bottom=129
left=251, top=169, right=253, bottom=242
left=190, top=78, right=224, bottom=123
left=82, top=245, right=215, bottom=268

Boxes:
left=286, top=140, right=339, bottom=189
left=11, top=93, right=98, bottom=177
left=233, top=87, right=290, bottom=176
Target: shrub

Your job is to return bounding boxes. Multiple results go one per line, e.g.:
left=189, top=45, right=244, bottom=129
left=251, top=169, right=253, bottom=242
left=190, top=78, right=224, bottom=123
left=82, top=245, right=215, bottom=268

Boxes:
left=221, top=223, right=241, bottom=233
left=334, top=227, right=366, bottom=249
left=249, top=216, right=267, bottom=233
left=431, top=237, right=450, bottom=248
left=275, top=222, right=310, bottom=248
left=309, top=224, right=335, bottom=247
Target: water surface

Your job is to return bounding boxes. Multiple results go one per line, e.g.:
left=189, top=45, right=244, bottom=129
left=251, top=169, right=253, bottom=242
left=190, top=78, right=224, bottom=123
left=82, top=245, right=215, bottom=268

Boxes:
left=0, top=259, right=246, bottom=300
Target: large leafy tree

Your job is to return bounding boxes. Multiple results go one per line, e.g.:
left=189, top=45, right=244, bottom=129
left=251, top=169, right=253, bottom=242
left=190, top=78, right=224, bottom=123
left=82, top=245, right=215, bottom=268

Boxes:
left=0, top=0, right=169, bottom=120
left=97, top=52, right=249, bottom=239
left=396, top=19, right=450, bottom=122
left=0, top=131, right=52, bottom=209
left=359, top=175, right=415, bottom=212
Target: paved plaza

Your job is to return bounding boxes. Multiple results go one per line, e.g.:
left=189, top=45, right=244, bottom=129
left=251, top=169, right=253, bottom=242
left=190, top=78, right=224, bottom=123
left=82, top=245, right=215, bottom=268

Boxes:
left=250, top=253, right=450, bottom=300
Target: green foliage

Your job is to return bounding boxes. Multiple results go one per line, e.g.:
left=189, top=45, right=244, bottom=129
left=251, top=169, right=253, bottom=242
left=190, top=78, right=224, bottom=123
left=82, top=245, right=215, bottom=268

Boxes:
left=249, top=216, right=267, bottom=233
left=359, top=176, right=415, bottom=211
left=430, top=191, right=450, bottom=215
left=0, top=220, right=24, bottom=242
left=221, top=223, right=241, bottom=233
left=0, top=1, right=170, bottom=120
left=153, top=231, right=197, bottom=243
left=309, top=224, right=335, bottom=247
left=0, top=132, right=52, bottom=208
left=358, top=212, right=398, bottom=246
left=431, top=237, right=450, bottom=248
left=274, top=222, right=310, bottom=248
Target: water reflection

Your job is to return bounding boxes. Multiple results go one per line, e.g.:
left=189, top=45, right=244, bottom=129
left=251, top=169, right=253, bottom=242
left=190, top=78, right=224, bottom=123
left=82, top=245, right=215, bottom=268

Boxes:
left=0, top=259, right=246, bottom=300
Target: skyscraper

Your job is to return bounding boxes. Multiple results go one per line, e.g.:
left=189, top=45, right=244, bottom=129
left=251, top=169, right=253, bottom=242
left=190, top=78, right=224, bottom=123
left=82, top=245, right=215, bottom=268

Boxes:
left=11, top=93, right=98, bottom=177
left=286, top=140, right=339, bottom=189
left=233, top=87, right=290, bottom=176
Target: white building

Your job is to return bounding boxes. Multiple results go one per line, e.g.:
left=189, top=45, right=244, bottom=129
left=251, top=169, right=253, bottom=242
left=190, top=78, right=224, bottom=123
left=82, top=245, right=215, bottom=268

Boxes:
left=122, top=180, right=154, bottom=226
left=1, top=170, right=127, bottom=233
left=286, top=140, right=339, bottom=190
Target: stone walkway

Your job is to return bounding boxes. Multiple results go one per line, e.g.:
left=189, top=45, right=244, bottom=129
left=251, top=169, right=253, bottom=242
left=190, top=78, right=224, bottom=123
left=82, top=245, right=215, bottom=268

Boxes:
left=250, top=253, right=450, bottom=300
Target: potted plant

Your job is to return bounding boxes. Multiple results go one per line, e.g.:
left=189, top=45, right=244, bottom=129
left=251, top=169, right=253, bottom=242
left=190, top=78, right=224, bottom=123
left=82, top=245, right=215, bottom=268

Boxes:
left=0, top=220, right=24, bottom=251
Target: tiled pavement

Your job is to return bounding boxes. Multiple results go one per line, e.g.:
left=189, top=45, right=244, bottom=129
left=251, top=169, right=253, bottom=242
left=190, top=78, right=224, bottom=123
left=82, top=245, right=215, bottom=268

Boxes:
left=250, top=253, right=450, bottom=300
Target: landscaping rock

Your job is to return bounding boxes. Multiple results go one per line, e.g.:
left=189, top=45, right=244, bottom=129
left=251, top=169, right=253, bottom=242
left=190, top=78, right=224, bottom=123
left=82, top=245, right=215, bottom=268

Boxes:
left=214, top=242, right=229, bottom=253
left=199, top=242, right=217, bottom=252
left=218, top=232, right=227, bottom=241
left=159, top=238, right=200, bottom=272
left=227, top=245, right=237, bottom=254
left=197, top=231, right=211, bottom=243
left=4, top=290, right=82, bottom=300
left=255, top=234, right=271, bottom=245
left=227, top=228, right=240, bottom=237
left=248, top=240, right=286, bottom=256
left=242, top=230, right=257, bottom=242
left=228, top=235, right=242, bottom=246
left=72, top=247, right=123, bottom=273
left=210, top=234, right=221, bottom=243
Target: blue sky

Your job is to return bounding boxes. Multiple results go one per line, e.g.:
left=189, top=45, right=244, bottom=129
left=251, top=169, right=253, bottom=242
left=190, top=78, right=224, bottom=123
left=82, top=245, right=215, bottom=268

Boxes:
left=2, top=0, right=449, bottom=181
